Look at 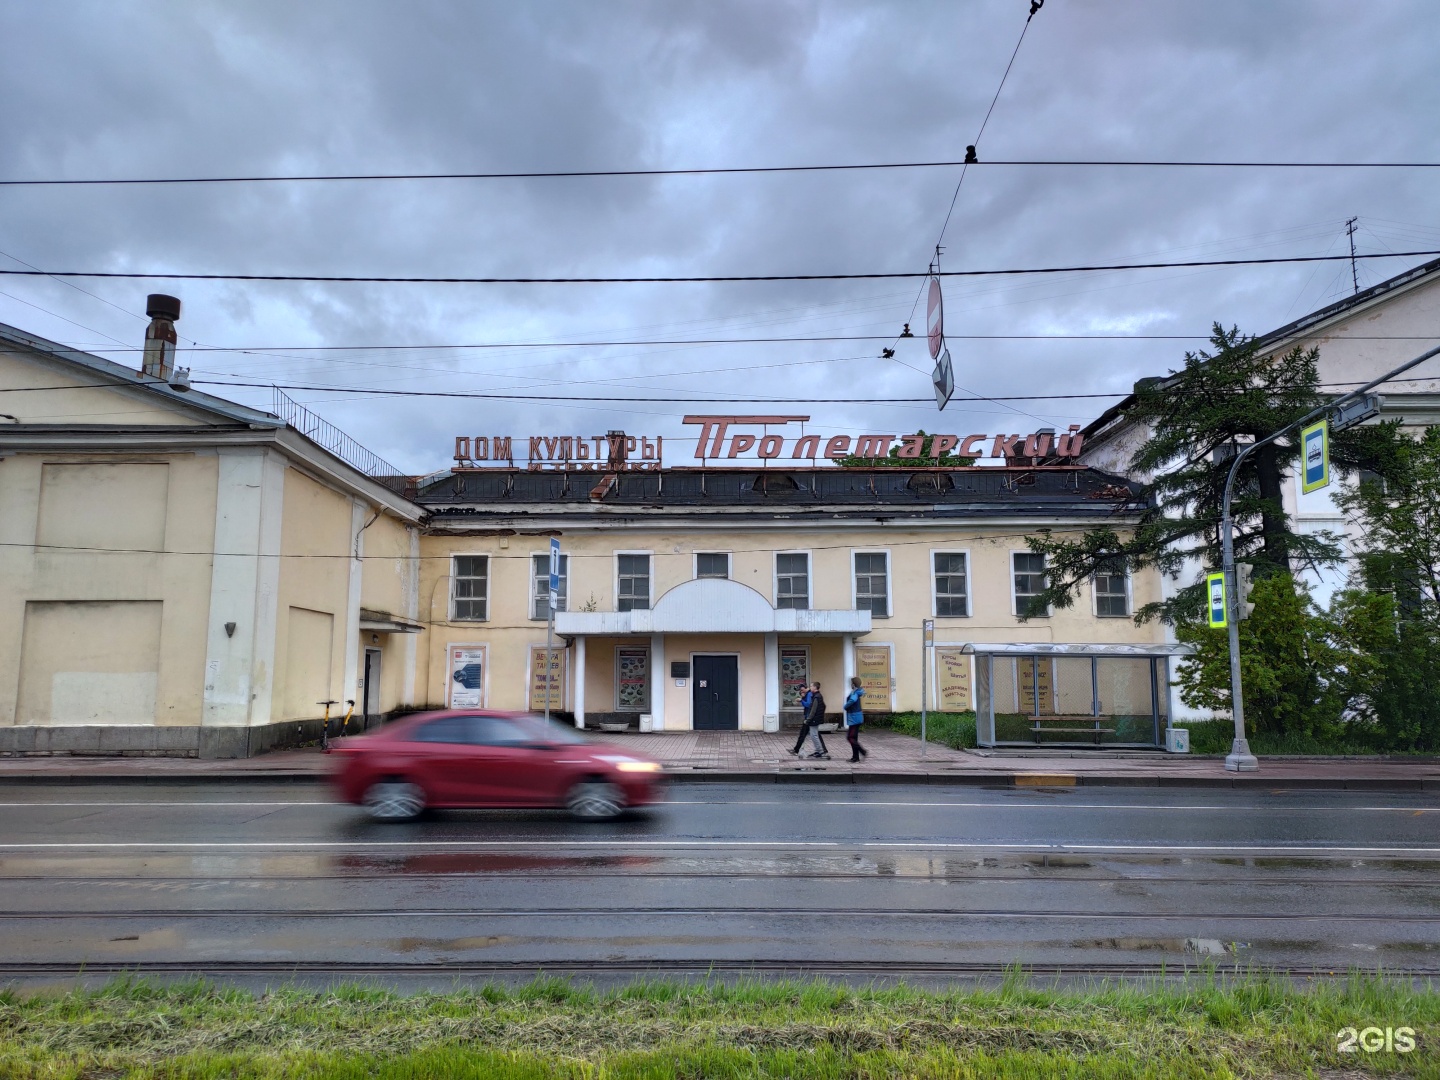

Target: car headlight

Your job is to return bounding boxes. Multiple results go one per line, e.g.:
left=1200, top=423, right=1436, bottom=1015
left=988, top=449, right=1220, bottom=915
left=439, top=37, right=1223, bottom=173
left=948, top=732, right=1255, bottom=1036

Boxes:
left=614, top=761, right=662, bottom=773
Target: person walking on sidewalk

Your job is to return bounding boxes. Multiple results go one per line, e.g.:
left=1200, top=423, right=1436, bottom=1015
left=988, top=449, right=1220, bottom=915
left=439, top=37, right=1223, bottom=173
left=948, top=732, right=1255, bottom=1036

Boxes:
left=790, top=681, right=829, bottom=758
left=843, top=676, right=868, bottom=762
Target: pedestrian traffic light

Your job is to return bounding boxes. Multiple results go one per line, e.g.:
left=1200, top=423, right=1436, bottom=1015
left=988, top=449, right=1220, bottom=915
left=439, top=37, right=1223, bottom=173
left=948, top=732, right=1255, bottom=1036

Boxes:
left=1236, top=562, right=1255, bottom=620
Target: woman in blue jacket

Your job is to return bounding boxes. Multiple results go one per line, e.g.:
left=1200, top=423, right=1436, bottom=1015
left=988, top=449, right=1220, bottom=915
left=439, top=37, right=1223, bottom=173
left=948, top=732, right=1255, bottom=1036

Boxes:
left=843, top=676, right=868, bottom=763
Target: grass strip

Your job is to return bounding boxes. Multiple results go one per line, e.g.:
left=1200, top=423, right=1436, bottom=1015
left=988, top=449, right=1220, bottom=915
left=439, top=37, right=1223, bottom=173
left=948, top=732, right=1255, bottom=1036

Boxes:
left=0, top=972, right=1434, bottom=1078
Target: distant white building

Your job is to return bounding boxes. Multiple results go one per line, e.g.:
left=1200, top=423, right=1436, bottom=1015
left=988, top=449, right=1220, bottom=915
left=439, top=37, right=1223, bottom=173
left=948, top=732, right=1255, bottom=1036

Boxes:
left=1078, top=256, right=1440, bottom=716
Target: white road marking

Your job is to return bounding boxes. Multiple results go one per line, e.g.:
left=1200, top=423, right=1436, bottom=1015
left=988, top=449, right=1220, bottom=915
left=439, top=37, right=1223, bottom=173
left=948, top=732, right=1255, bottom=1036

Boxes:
left=0, top=840, right=1435, bottom=857
left=0, top=802, right=328, bottom=808
left=0, top=800, right=1433, bottom=812
left=675, top=800, right=1440, bottom=812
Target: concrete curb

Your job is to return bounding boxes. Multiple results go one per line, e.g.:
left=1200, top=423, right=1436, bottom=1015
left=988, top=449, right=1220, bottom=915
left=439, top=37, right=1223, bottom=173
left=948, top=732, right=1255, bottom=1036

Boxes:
left=0, top=769, right=1435, bottom=790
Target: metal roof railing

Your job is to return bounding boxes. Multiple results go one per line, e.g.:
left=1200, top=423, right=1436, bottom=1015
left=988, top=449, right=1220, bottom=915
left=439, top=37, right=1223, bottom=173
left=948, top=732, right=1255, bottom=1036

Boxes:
left=271, top=388, right=411, bottom=494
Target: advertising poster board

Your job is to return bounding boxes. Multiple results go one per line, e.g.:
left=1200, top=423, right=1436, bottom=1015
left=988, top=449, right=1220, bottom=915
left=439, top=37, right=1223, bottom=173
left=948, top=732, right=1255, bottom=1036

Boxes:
left=528, top=646, right=567, bottom=711
left=855, top=645, right=893, bottom=706
left=780, top=647, right=810, bottom=712
left=615, top=646, right=650, bottom=711
left=1017, top=656, right=1054, bottom=715
left=448, top=646, right=485, bottom=708
left=935, top=648, right=972, bottom=711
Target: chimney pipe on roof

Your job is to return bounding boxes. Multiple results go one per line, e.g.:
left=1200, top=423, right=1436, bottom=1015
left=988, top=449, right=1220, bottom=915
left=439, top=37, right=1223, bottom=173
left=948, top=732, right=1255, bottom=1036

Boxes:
left=141, top=293, right=181, bottom=380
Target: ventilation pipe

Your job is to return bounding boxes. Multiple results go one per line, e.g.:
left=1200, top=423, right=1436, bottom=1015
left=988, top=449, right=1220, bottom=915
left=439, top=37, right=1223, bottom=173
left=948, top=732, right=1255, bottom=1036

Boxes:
left=141, top=293, right=181, bottom=381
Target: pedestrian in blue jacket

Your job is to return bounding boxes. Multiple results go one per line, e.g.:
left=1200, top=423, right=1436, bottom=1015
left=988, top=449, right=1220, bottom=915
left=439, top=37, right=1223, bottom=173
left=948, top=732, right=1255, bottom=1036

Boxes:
left=843, top=677, right=868, bottom=763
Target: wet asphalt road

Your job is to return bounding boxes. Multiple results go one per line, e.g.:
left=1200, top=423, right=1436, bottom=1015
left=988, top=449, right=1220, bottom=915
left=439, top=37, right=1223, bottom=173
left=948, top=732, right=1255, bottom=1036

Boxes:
left=0, top=781, right=1437, bottom=986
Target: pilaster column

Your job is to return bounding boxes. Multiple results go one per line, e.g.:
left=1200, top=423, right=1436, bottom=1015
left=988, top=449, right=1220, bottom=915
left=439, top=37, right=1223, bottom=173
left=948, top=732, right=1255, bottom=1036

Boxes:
left=573, top=636, right=587, bottom=729
left=650, top=635, right=666, bottom=731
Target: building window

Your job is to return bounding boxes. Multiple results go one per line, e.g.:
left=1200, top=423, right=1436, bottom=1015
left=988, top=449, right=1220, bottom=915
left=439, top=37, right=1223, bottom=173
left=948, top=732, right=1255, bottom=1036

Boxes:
left=617, top=553, right=651, bottom=611
left=854, top=551, right=890, bottom=617
left=696, top=552, right=730, bottom=579
left=776, top=552, right=809, bottom=609
left=1095, top=557, right=1129, bottom=618
left=933, top=552, right=969, bottom=617
left=452, top=555, right=489, bottom=621
left=1012, top=552, right=1049, bottom=616
left=531, top=552, right=569, bottom=620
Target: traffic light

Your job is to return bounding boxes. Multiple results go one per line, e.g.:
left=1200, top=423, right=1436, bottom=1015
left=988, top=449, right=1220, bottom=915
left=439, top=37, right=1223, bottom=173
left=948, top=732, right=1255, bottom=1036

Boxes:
left=1236, top=563, right=1256, bottom=620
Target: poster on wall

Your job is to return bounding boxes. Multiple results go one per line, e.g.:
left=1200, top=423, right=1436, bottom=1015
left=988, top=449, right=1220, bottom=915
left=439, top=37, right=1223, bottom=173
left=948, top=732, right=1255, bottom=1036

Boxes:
left=854, top=645, right=892, bottom=706
left=448, top=646, right=485, bottom=708
left=616, top=647, right=650, bottom=711
left=528, top=646, right=568, bottom=711
left=934, top=648, right=972, bottom=711
left=780, top=647, right=810, bottom=712
left=1017, top=656, right=1055, bottom=715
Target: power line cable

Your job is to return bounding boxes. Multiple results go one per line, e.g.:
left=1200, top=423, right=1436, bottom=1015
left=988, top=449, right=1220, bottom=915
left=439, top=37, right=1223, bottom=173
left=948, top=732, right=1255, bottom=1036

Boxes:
left=7, top=161, right=1440, bottom=187
left=935, top=2, right=1042, bottom=252
left=2, top=249, right=1432, bottom=287
left=72, top=332, right=1440, bottom=354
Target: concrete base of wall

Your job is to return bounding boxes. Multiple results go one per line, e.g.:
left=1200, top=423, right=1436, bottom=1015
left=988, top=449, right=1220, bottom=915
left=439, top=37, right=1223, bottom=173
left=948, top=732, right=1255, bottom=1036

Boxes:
left=0, top=715, right=391, bottom=759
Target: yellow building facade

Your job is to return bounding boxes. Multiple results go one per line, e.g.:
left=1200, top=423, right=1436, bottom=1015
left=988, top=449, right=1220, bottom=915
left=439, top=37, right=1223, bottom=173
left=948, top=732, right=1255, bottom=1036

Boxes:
left=0, top=320, right=423, bottom=756
left=413, top=467, right=1169, bottom=733
left=2, top=311, right=1174, bottom=755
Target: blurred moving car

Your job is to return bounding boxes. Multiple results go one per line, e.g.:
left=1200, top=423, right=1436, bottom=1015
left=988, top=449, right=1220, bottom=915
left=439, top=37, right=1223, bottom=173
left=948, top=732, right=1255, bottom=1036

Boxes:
left=328, top=710, right=664, bottom=821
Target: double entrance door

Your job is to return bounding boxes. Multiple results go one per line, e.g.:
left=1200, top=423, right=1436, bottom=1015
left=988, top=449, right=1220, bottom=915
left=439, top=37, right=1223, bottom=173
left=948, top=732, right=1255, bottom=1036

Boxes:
left=691, top=654, right=739, bottom=730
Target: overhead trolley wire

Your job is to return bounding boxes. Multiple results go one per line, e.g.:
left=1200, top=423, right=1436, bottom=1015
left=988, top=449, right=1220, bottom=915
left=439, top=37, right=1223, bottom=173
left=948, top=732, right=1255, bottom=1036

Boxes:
left=5, top=161, right=1439, bottom=187
left=1, top=248, right=1433, bottom=287
left=71, top=332, right=1440, bottom=354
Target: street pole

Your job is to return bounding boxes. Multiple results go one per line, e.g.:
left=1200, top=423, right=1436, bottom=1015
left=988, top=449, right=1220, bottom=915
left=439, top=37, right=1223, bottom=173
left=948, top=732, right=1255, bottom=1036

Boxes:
left=1217, top=341, right=1440, bottom=772
left=545, top=537, right=560, bottom=724
left=920, top=619, right=933, bottom=758
left=544, top=606, right=554, bottom=723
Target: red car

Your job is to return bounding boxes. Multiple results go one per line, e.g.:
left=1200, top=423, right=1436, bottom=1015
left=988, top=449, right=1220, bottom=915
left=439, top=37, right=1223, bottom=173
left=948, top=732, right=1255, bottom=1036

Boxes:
left=328, top=711, right=665, bottom=821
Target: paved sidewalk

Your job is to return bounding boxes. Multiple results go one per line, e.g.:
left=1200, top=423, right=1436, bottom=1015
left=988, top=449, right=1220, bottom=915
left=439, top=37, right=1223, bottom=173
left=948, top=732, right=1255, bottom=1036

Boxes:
left=1, top=729, right=1438, bottom=789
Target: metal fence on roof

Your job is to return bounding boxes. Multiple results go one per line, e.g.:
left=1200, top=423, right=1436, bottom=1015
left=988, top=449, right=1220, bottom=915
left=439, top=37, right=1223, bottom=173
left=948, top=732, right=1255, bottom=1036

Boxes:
left=271, top=388, right=411, bottom=494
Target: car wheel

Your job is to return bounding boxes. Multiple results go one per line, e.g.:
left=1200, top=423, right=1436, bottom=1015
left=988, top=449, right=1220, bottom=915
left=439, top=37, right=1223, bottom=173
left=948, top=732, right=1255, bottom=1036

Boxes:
left=362, top=779, right=425, bottom=822
left=566, top=779, right=624, bottom=821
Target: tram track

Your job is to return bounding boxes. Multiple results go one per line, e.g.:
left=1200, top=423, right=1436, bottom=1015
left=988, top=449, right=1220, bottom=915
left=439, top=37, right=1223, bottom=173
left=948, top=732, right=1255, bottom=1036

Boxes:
left=1, top=958, right=1436, bottom=980
left=4, top=906, right=1438, bottom=923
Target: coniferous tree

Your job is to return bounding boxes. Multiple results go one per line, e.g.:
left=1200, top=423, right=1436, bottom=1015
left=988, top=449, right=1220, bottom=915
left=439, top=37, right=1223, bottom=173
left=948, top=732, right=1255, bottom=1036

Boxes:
left=1023, top=325, right=1403, bottom=623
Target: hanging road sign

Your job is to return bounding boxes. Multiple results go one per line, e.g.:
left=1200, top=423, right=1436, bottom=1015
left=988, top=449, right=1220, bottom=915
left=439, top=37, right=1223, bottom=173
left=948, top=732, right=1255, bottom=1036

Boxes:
left=1300, top=418, right=1329, bottom=493
left=1206, top=572, right=1228, bottom=628
left=932, top=347, right=954, bottom=411
left=926, top=277, right=944, bottom=360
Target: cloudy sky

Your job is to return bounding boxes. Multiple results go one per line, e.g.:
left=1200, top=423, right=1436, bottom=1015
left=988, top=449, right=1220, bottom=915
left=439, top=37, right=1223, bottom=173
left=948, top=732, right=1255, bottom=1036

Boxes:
left=2, top=1, right=1439, bottom=473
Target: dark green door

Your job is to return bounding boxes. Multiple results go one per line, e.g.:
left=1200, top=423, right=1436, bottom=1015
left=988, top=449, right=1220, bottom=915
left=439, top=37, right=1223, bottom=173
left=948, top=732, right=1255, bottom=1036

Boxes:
left=692, top=655, right=739, bottom=730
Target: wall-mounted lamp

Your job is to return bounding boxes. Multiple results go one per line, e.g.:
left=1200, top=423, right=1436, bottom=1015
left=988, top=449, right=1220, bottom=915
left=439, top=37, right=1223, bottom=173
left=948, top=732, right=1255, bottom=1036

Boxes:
left=224, top=622, right=236, bottom=638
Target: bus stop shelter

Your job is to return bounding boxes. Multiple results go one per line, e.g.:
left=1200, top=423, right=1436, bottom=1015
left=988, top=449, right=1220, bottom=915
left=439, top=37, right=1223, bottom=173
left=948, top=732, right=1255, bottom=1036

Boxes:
left=960, top=642, right=1194, bottom=748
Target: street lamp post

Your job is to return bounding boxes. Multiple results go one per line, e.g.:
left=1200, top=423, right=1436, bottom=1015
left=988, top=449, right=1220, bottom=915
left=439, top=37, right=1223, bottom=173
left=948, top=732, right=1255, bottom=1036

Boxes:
left=1217, top=342, right=1440, bottom=772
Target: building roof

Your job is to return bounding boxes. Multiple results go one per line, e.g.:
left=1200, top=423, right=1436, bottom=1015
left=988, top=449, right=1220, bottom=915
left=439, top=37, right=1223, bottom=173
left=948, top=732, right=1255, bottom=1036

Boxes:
left=0, top=320, right=283, bottom=429
left=419, top=464, right=1148, bottom=528
left=0, top=320, right=424, bottom=520
left=1079, top=254, right=1440, bottom=449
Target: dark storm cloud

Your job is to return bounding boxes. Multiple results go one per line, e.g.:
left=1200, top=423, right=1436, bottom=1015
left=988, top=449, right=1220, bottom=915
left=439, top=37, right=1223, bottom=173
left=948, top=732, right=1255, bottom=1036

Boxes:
left=1, top=1, right=1438, bottom=469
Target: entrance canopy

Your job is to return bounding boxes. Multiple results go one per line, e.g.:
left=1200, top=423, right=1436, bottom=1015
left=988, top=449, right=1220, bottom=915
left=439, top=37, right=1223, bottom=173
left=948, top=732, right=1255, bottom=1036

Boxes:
left=959, top=642, right=1193, bottom=749
left=555, top=578, right=871, bottom=636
